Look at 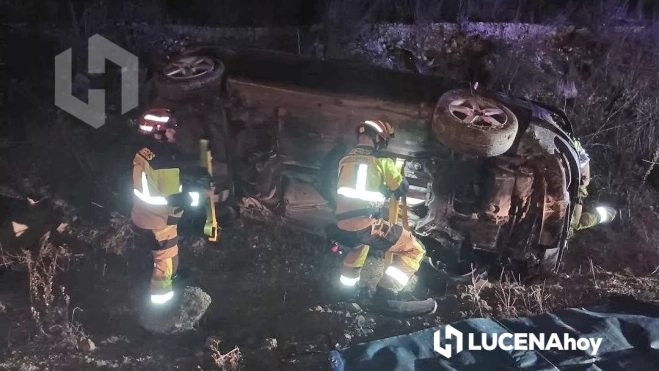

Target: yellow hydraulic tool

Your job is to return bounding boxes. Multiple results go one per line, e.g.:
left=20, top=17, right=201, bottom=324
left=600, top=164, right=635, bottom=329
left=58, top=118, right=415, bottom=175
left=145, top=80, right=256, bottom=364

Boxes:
left=388, top=158, right=410, bottom=231
left=200, top=139, right=220, bottom=242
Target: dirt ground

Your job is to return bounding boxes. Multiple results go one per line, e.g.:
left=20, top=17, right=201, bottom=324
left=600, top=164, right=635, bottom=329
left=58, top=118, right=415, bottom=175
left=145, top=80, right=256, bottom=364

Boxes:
left=2, top=26, right=659, bottom=371
left=3, top=175, right=659, bottom=371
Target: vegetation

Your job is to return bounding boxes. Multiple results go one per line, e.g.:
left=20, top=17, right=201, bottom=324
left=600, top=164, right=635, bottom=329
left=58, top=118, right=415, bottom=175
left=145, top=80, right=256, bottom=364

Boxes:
left=2, top=0, right=658, bottom=27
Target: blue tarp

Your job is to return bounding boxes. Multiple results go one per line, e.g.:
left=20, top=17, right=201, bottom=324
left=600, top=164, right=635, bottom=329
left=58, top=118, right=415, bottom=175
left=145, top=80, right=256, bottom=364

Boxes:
left=328, top=296, right=659, bottom=371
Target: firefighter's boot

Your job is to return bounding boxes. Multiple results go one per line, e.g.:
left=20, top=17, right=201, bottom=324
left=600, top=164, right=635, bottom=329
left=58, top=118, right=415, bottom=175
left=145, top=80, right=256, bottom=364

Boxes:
left=338, top=245, right=370, bottom=301
left=370, top=286, right=437, bottom=317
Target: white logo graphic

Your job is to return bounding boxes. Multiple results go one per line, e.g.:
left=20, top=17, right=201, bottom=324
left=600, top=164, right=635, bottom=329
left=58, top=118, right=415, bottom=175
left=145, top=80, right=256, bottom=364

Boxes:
left=55, top=34, right=139, bottom=128
left=433, top=325, right=463, bottom=358
left=434, top=325, right=603, bottom=359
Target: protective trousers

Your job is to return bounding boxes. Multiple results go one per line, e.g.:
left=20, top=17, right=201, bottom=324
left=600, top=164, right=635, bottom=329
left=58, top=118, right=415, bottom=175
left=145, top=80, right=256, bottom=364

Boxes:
left=150, top=224, right=180, bottom=300
left=339, top=217, right=425, bottom=293
left=570, top=162, right=599, bottom=231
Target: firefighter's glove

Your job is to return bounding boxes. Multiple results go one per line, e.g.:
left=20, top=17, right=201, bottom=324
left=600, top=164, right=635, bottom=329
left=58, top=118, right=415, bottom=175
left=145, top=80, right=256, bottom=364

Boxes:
left=180, top=166, right=212, bottom=190
left=392, top=177, right=410, bottom=199
left=166, top=191, right=203, bottom=208
left=166, top=192, right=195, bottom=208
left=193, top=172, right=213, bottom=190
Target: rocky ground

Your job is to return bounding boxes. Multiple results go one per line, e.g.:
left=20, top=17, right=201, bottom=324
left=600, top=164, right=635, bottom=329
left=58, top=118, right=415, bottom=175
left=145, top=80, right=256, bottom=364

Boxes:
left=2, top=21, right=659, bottom=371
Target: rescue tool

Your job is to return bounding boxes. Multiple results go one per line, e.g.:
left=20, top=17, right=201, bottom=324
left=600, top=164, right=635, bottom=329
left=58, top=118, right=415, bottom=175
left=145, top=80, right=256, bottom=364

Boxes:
left=388, top=157, right=409, bottom=230
left=200, top=139, right=220, bottom=242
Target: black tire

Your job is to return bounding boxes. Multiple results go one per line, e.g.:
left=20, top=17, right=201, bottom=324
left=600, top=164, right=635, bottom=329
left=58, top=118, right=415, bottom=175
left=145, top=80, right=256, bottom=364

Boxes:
left=153, top=55, right=225, bottom=99
left=432, top=89, right=518, bottom=157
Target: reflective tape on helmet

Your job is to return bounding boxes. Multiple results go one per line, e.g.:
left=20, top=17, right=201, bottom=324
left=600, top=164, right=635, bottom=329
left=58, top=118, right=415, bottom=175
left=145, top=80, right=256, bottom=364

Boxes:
left=134, top=172, right=168, bottom=205
left=384, top=266, right=410, bottom=286
left=139, top=125, right=154, bottom=132
left=144, top=114, right=170, bottom=123
left=151, top=290, right=174, bottom=304
left=340, top=275, right=360, bottom=286
left=337, top=164, right=386, bottom=202
left=364, top=120, right=384, bottom=133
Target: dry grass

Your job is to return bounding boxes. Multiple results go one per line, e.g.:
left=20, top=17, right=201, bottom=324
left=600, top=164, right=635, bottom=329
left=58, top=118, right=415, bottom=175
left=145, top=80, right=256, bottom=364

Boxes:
left=0, top=230, right=88, bottom=345
left=458, top=261, right=659, bottom=320
left=208, top=338, right=244, bottom=371
left=104, top=212, right=137, bottom=255
left=5, top=0, right=656, bottom=28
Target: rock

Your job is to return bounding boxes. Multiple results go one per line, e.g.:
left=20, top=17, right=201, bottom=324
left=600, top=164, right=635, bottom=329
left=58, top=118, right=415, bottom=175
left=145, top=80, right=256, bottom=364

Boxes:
left=11, top=221, right=28, bottom=237
left=100, top=336, right=129, bottom=345
left=138, top=286, right=212, bottom=334
left=355, top=315, right=366, bottom=327
left=262, top=338, right=277, bottom=350
left=78, top=338, right=96, bottom=352
left=345, top=303, right=362, bottom=313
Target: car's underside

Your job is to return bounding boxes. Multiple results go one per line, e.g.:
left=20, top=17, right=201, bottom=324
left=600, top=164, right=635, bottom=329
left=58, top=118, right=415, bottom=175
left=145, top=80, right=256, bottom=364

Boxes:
left=149, top=47, right=583, bottom=281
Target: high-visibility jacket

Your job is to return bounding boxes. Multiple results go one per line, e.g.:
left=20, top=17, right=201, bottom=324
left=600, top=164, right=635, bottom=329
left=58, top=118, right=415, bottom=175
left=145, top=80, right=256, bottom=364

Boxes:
left=131, top=138, right=201, bottom=230
left=335, top=145, right=408, bottom=221
left=574, top=139, right=590, bottom=169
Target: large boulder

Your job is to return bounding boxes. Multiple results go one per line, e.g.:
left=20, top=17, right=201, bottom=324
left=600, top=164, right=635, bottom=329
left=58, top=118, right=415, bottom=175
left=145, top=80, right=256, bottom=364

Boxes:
left=138, top=286, right=211, bottom=334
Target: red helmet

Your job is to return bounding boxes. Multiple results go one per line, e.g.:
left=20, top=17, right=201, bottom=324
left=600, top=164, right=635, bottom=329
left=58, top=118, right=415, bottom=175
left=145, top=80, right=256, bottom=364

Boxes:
left=356, top=120, right=395, bottom=150
left=138, top=108, right=178, bottom=135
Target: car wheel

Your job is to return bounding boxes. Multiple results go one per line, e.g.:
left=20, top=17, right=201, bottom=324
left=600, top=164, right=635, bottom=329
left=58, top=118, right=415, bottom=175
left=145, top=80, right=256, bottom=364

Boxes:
left=432, top=89, right=518, bottom=157
left=154, top=55, right=225, bottom=98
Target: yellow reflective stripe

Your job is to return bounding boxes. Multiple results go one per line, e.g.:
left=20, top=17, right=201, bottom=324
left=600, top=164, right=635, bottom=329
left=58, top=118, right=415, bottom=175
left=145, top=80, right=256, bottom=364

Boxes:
left=189, top=192, right=200, bottom=206
left=384, top=266, right=410, bottom=286
left=151, top=291, right=174, bottom=304
left=337, top=164, right=386, bottom=202
left=337, top=187, right=386, bottom=202
left=340, top=275, right=360, bottom=286
left=595, top=206, right=609, bottom=223
left=134, top=172, right=168, bottom=205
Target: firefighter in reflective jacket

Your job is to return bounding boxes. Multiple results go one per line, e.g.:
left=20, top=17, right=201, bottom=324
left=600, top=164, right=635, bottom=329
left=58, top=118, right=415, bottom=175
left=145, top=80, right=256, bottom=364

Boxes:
left=132, top=108, right=209, bottom=305
left=335, top=120, right=436, bottom=315
left=570, top=139, right=617, bottom=235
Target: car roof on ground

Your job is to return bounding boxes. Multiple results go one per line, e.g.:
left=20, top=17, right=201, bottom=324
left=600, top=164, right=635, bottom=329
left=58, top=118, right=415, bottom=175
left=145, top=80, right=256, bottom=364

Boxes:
left=220, top=47, right=462, bottom=105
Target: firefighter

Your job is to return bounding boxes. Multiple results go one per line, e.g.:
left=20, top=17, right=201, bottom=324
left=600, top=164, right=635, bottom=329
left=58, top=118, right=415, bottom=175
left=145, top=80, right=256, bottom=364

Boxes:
left=131, top=108, right=211, bottom=305
left=570, top=139, right=617, bottom=235
left=334, top=120, right=436, bottom=315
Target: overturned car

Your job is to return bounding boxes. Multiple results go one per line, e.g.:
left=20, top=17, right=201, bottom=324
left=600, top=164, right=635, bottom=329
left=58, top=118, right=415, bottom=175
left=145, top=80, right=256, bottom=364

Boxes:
left=147, top=46, right=583, bottom=280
